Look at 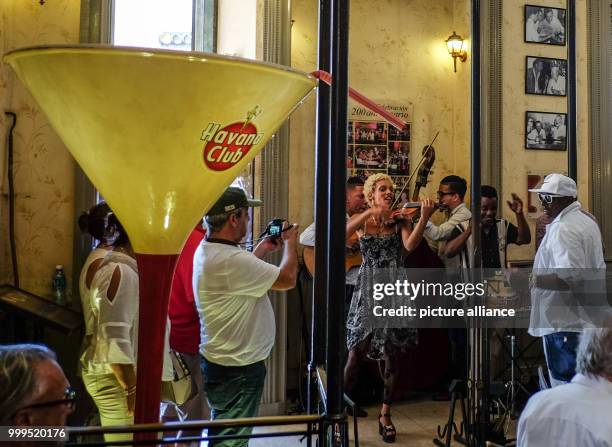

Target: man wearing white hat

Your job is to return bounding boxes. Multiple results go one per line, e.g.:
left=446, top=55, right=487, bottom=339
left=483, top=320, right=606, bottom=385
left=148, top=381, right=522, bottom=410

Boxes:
left=528, top=173, right=606, bottom=387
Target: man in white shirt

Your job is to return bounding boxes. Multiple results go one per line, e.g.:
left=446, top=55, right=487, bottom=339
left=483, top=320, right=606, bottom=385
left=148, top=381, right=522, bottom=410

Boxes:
left=424, top=175, right=472, bottom=244
left=528, top=174, right=605, bottom=387
left=424, top=175, right=471, bottom=400
left=517, top=327, right=612, bottom=446
left=195, top=186, right=299, bottom=446
left=550, top=114, right=566, bottom=142
left=525, top=9, right=540, bottom=42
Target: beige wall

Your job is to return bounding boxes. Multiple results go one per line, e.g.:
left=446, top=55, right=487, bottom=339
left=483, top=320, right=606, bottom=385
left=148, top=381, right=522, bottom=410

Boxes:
left=502, top=0, right=589, bottom=261
left=0, top=0, right=80, bottom=296
left=289, top=0, right=472, bottom=233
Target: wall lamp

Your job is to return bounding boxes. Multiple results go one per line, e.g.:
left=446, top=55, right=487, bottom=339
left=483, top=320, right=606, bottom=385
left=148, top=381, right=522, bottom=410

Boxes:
left=445, top=31, right=467, bottom=72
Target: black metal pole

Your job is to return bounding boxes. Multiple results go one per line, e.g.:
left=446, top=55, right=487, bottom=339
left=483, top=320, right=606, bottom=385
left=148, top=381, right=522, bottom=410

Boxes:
left=5, top=112, right=19, bottom=288
left=326, top=0, right=349, bottom=435
left=470, top=1, right=485, bottom=445
left=567, top=0, right=577, bottom=181
left=309, top=0, right=332, bottom=416
left=470, top=0, right=481, bottom=268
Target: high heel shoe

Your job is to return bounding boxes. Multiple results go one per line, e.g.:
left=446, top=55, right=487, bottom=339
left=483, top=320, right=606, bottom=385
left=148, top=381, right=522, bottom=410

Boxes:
left=378, top=413, right=396, bottom=443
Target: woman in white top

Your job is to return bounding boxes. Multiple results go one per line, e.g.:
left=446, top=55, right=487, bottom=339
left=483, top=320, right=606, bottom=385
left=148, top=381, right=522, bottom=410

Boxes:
left=78, top=202, right=115, bottom=348
left=80, top=209, right=173, bottom=442
left=80, top=210, right=139, bottom=442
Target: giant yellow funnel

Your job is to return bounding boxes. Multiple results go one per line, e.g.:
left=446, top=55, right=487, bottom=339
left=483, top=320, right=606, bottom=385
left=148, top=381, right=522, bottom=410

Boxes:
left=4, top=45, right=315, bottom=429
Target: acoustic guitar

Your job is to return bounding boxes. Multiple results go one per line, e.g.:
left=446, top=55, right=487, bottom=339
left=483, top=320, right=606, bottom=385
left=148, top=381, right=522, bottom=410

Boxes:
left=303, top=233, right=362, bottom=277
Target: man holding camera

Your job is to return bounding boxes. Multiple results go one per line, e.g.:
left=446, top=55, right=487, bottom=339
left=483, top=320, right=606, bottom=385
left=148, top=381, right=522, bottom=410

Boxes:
left=195, top=186, right=298, bottom=446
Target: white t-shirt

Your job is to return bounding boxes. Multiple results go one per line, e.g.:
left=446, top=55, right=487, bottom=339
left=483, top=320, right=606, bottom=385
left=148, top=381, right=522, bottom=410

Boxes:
left=196, top=241, right=280, bottom=366
left=517, top=373, right=612, bottom=447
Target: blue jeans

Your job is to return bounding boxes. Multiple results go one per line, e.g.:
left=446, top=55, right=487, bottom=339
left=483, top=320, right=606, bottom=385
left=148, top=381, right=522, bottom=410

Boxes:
left=201, top=358, right=266, bottom=447
left=543, top=332, right=579, bottom=387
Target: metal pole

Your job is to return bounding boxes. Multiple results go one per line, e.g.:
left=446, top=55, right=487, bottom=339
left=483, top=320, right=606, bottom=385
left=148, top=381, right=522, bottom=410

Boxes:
left=470, top=0, right=485, bottom=445
left=326, top=0, right=349, bottom=443
left=567, top=0, right=577, bottom=181
left=309, top=0, right=332, bottom=416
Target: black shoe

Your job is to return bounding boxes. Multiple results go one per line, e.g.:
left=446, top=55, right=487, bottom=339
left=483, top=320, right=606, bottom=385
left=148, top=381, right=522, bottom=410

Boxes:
left=378, top=413, right=396, bottom=443
left=347, top=405, right=368, bottom=418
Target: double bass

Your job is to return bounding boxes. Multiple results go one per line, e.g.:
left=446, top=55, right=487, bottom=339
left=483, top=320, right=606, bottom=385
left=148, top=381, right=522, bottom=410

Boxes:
left=401, top=142, right=445, bottom=268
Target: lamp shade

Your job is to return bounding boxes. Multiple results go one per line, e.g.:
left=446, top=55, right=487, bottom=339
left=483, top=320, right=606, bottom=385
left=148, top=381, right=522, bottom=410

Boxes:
left=446, top=31, right=464, bottom=56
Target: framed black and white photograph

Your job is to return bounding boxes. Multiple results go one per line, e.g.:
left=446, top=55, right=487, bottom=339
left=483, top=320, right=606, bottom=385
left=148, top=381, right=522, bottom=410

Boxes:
left=525, top=56, right=567, bottom=96
left=525, top=111, right=567, bottom=150
left=524, top=5, right=566, bottom=45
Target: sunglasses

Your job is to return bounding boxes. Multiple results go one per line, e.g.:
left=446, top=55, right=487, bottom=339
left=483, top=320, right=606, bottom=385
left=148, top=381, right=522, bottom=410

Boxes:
left=18, top=387, right=76, bottom=412
left=538, top=193, right=561, bottom=204
left=437, top=191, right=455, bottom=198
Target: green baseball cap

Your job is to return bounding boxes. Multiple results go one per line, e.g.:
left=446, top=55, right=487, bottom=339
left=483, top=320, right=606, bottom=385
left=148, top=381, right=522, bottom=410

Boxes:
left=207, top=187, right=262, bottom=216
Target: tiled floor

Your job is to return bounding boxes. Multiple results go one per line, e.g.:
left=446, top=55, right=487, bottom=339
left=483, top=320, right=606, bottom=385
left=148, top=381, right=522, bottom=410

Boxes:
left=248, top=400, right=518, bottom=446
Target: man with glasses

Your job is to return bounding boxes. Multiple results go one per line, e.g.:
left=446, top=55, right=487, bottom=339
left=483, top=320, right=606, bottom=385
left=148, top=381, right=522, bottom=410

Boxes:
left=424, top=175, right=472, bottom=253
left=0, top=344, right=75, bottom=430
left=528, top=173, right=605, bottom=387
left=424, top=176, right=472, bottom=401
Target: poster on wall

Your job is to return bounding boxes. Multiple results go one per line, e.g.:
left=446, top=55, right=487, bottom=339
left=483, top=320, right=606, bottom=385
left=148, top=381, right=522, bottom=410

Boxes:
left=525, top=111, right=567, bottom=150
left=347, top=102, right=413, bottom=206
left=524, top=4, right=566, bottom=46
left=525, top=56, right=567, bottom=96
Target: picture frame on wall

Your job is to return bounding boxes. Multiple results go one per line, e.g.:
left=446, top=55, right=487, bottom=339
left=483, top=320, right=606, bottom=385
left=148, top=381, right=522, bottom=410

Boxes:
left=525, top=56, right=567, bottom=96
left=525, top=111, right=567, bottom=151
left=524, top=4, right=566, bottom=45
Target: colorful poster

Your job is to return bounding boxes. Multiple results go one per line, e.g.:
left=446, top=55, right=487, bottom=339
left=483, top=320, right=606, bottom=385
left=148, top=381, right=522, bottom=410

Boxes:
left=347, top=102, right=412, bottom=205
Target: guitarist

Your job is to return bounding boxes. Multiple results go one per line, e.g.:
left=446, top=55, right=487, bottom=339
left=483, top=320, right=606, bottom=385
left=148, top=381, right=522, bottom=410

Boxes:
left=300, top=175, right=367, bottom=304
left=299, top=176, right=367, bottom=417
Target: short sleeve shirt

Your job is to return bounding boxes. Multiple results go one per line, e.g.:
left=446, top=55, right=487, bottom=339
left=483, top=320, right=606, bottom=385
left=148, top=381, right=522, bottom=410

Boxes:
left=450, top=222, right=518, bottom=269
left=196, top=241, right=281, bottom=366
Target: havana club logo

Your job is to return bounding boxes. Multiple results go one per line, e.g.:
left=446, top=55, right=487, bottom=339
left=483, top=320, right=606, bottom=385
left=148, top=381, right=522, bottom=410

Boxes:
left=200, top=107, right=264, bottom=171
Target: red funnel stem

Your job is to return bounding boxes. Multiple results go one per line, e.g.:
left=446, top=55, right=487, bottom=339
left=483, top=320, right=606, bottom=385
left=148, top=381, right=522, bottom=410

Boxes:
left=133, top=253, right=179, bottom=434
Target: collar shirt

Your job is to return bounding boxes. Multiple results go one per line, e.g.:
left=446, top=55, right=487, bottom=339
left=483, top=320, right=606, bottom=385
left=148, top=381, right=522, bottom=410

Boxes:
left=517, top=373, right=612, bottom=447
left=530, top=202, right=606, bottom=336
left=424, top=202, right=472, bottom=242
left=424, top=203, right=471, bottom=269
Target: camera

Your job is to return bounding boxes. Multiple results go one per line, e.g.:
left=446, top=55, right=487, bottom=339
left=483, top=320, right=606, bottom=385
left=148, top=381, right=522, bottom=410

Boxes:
left=263, top=218, right=292, bottom=239
left=267, top=219, right=284, bottom=238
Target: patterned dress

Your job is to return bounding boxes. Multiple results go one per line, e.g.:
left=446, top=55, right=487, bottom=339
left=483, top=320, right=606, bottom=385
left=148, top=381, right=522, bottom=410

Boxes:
left=346, top=231, right=418, bottom=360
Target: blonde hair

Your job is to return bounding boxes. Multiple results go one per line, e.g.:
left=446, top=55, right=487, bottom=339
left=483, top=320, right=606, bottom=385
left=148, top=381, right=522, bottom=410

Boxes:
left=363, top=173, right=394, bottom=206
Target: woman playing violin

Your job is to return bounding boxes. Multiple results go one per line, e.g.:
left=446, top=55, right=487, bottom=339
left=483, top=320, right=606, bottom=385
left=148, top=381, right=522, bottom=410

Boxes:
left=344, top=173, right=435, bottom=443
